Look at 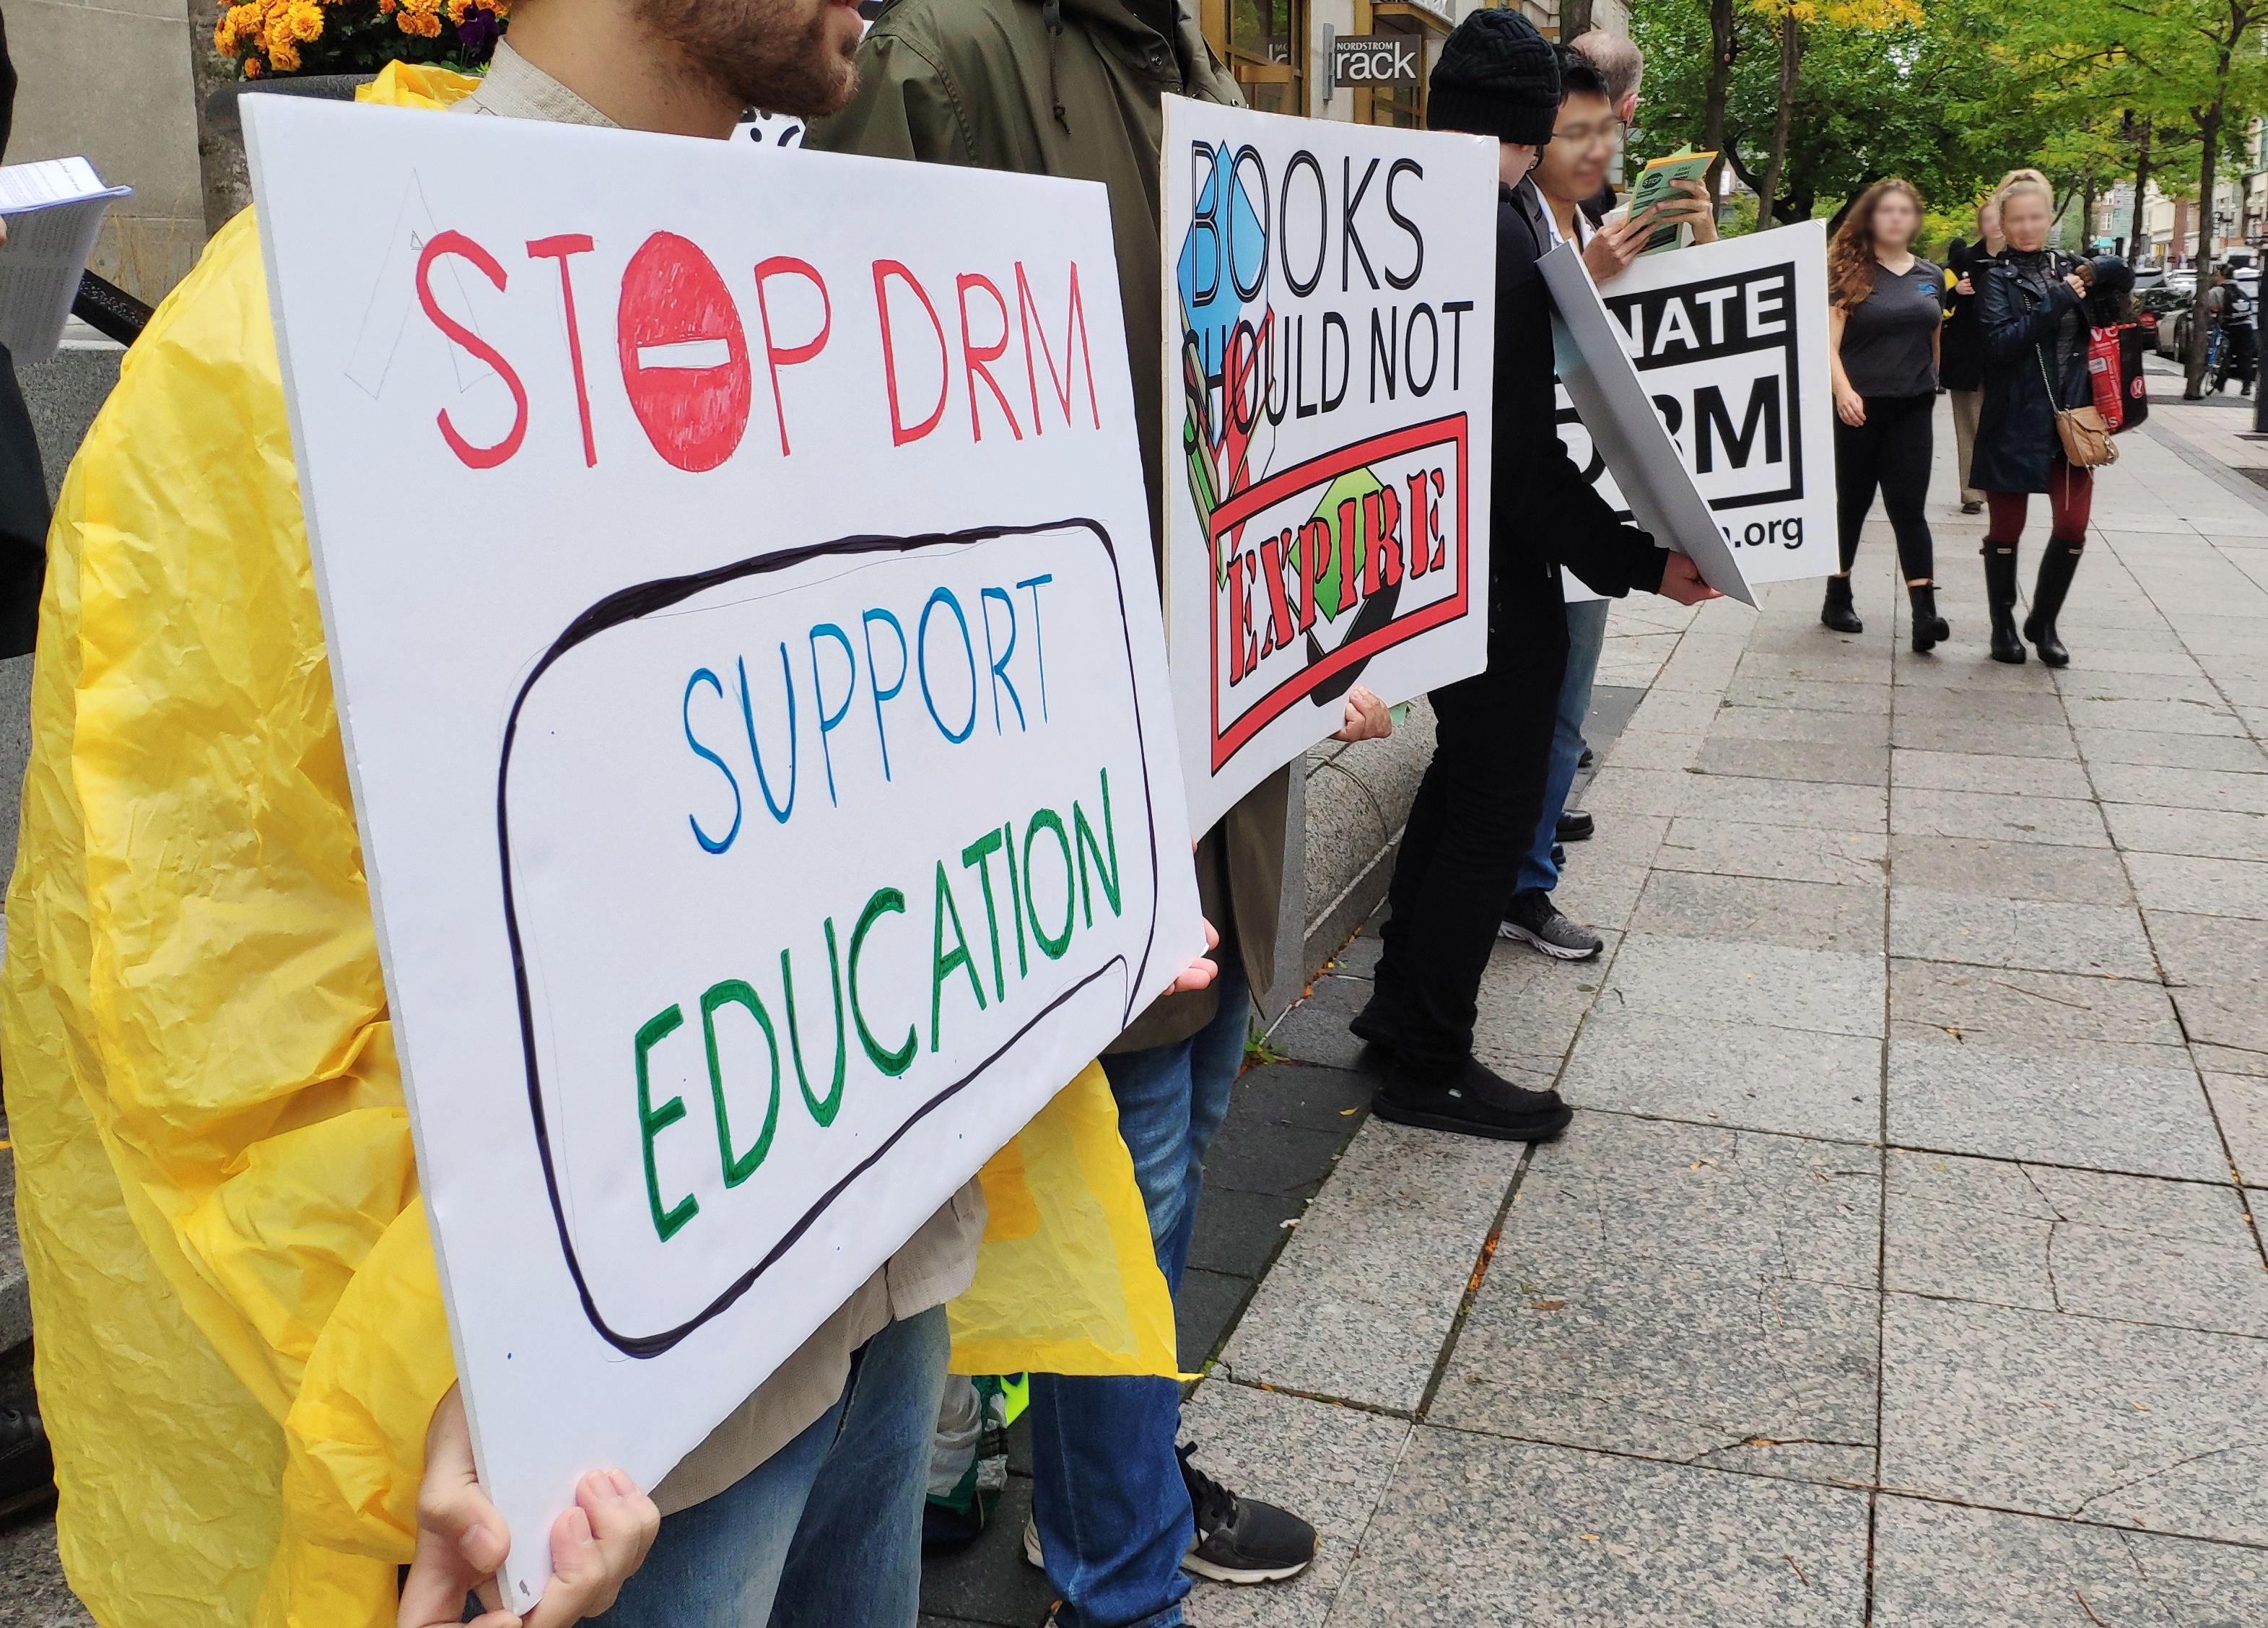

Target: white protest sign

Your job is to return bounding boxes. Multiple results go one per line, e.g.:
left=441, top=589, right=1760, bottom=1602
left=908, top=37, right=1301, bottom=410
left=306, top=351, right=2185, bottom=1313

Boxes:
left=1555, top=222, right=1836, bottom=596
left=243, top=96, right=1202, bottom=1602
left=1540, top=240, right=1757, bottom=607
left=1159, top=97, right=1496, bottom=835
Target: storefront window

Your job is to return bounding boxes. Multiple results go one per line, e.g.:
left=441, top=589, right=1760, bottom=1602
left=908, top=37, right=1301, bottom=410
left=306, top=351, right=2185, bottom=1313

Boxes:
left=1230, top=0, right=1302, bottom=115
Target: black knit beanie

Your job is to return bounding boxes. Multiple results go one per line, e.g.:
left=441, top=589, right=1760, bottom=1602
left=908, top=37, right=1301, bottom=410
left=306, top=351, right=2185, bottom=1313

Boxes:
left=1427, top=10, right=1560, bottom=148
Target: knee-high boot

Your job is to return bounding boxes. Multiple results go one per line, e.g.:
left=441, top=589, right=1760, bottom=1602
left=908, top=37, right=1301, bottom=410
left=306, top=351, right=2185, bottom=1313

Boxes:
left=2024, top=537, right=2082, bottom=667
left=1984, top=544, right=2025, bottom=664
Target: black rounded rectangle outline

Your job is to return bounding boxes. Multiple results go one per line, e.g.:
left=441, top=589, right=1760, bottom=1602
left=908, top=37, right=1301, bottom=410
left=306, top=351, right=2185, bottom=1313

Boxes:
left=497, top=518, right=1164, bottom=1357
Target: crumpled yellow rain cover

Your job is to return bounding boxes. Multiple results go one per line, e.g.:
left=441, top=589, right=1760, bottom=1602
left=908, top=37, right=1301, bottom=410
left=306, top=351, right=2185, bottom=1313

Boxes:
left=0, top=61, right=1177, bottom=1628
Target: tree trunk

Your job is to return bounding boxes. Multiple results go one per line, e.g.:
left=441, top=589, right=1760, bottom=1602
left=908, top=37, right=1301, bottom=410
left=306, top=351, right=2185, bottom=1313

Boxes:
left=2129, top=118, right=2151, bottom=260
left=2081, top=177, right=2097, bottom=254
left=1755, top=1, right=1799, bottom=231
left=1701, top=0, right=1736, bottom=205
left=2188, top=103, right=2226, bottom=398
left=1560, top=0, right=1594, bottom=43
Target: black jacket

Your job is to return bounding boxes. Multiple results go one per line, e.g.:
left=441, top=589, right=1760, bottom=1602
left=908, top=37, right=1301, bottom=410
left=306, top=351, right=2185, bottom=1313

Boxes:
left=1940, top=238, right=1994, bottom=392
left=1969, top=250, right=2091, bottom=495
left=1491, top=183, right=1664, bottom=606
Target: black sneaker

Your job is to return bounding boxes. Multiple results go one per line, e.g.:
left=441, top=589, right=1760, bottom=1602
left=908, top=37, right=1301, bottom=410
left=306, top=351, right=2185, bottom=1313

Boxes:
left=1578, top=746, right=1595, bottom=768
left=0, top=1407, right=54, bottom=1520
left=1179, top=1443, right=1314, bottom=1584
left=1372, top=1056, right=1572, bottom=1143
left=1556, top=810, right=1595, bottom=843
left=1551, top=843, right=1567, bottom=869
left=1499, top=889, right=1604, bottom=961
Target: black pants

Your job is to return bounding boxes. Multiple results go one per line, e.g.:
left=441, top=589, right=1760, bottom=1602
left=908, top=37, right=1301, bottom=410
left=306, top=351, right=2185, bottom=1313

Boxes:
left=1833, top=391, right=1935, bottom=580
left=1366, top=573, right=1569, bottom=1074
left=2215, top=325, right=2257, bottom=391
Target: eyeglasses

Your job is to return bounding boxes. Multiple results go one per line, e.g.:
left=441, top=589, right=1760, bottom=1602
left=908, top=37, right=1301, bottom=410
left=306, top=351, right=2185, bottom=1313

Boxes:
left=1551, top=118, right=1624, bottom=145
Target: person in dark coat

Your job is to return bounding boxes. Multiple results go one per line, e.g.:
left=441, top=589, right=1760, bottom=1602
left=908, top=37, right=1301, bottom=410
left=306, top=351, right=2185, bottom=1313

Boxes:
left=1351, top=9, right=1716, bottom=1142
left=1969, top=167, right=2094, bottom=667
left=1942, top=198, right=2002, bottom=513
left=0, top=2, right=47, bottom=660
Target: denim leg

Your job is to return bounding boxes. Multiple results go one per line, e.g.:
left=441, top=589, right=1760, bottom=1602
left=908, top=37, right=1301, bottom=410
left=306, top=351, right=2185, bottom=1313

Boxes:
left=1515, top=596, right=1610, bottom=897
left=770, top=1307, right=951, bottom=1628
left=589, top=1383, right=842, bottom=1628
left=1025, top=973, right=1257, bottom=1628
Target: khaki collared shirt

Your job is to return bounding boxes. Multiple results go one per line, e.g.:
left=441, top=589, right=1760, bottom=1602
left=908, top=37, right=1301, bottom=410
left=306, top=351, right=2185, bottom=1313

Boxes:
left=453, top=45, right=986, bottom=1513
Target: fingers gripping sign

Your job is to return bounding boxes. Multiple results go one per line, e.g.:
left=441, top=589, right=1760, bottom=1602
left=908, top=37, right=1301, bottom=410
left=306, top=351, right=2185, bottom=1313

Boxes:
left=401, top=1388, right=661, bottom=1628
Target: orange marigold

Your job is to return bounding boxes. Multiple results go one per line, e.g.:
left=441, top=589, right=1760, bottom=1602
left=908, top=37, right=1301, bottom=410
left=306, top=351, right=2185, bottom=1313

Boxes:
left=267, top=35, right=301, bottom=69
left=244, top=54, right=265, bottom=75
left=396, top=5, right=441, bottom=34
left=285, top=1, right=323, bottom=40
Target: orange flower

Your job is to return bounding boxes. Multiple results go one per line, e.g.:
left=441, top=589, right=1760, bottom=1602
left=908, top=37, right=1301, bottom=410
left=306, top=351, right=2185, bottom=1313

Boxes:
left=244, top=54, right=264, bottom=75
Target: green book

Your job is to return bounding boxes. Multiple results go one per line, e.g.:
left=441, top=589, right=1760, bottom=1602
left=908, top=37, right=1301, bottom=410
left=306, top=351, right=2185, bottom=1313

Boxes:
left=1626, top=147, right=1717, bottom=254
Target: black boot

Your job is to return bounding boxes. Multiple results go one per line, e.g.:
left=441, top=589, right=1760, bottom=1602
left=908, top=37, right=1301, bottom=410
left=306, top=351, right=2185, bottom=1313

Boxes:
left=2024, top=538, right=2082, bottom=667
left=1907, top=581, right=1950, bottom=654
left=1820, top=574, right=1863, bottom=633
left=1984, top=545, right=2025, bottom=663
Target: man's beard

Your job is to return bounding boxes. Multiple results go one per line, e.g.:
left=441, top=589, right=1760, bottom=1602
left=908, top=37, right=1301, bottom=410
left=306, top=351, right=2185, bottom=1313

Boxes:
left=645, top=0, right=859, bottom=119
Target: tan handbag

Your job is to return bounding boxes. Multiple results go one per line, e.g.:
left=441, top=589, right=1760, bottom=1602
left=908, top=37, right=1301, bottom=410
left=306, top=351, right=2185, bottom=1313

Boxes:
left=2039, top=341, right=2119, bottom=469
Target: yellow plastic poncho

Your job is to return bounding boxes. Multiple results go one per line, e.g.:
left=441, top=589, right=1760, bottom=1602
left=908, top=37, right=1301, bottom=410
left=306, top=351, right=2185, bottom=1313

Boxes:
left=1, top=63, right=1176, bottom=1628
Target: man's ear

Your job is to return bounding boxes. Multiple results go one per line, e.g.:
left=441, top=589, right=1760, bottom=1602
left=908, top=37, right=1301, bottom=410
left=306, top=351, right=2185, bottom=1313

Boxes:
left=1615, top=93, right=1638, bottom=124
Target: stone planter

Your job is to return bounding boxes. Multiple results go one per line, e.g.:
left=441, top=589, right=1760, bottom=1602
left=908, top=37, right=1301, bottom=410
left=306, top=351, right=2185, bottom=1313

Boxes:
left=198, top=74, right=380, bottom=233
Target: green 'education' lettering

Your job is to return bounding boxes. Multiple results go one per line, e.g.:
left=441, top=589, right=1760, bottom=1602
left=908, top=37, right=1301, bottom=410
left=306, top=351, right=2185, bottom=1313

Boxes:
left=930, top=859, right=989, bottom=1050
left=850, top=885, right=917, bottom=1076
left=782, top=919, right=847, bottom=1126
left=635, top=1004, right=699, bottom=1242
left=700, top=978, right=780, bottom=1188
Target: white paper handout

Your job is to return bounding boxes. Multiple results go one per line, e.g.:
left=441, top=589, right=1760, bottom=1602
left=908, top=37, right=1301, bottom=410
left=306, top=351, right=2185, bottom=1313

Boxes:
left=1553, top=224, right=1835, bottom=591
left=1539, top=238, right=1758, bottom=606
left=243, top=95, right=1203, bottom=1603
left=1159, top=97, right=1497, bottom=835
left=0, top=157, right=131, bottom=363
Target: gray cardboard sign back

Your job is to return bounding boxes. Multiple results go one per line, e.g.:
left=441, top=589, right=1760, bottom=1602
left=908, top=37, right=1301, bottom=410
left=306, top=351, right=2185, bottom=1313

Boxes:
left=1538, top=240, right=1758, bottom=607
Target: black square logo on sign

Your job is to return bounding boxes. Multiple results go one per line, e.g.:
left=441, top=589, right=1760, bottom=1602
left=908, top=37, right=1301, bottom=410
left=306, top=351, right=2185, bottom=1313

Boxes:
left=1601, top=260, right=1803, bottom=513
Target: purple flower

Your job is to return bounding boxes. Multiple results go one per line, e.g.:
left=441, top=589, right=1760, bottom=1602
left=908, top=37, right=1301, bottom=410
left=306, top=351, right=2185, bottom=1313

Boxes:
left=456, top=4, right=500, bottom=64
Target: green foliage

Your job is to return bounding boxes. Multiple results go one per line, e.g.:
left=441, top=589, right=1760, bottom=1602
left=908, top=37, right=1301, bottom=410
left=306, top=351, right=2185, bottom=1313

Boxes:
left=1631, top=0, right=2048, bottom=225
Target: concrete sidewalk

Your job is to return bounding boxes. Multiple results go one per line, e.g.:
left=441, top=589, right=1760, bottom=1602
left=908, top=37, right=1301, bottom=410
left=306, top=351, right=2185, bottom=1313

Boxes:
left=1115, top=400, right=2268, bottom=1627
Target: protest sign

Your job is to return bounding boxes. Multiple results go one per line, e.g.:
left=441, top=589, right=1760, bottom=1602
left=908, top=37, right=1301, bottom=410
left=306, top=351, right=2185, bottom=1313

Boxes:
left=243, top=96, right=1201, bottom=1601
left=1160, top=97, right=1496, bottom=834
left=1553, top=223, right=1836, bottom=598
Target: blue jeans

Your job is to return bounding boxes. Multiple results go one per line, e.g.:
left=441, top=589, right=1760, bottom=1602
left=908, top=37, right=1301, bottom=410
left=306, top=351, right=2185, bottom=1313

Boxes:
left=1028, top=953, right=1252, bottom=1628
left=1517, top=596, right=1610, bottom=897
left=590, top=1306, right=948, bottom=1628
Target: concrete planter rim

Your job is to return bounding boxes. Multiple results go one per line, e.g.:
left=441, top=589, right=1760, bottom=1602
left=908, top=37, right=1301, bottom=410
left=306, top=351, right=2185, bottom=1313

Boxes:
left=205, top=74, right=380, bottom=136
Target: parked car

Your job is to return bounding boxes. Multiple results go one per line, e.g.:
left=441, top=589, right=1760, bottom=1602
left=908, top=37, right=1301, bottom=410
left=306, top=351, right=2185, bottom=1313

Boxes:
left=2137, top=286, right=2192, bottom=359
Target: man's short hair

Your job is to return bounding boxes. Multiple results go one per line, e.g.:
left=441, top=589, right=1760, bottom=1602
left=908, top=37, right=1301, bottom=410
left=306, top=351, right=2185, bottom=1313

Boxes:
left=1556, top=44, right=1610, bottom=105
left=1569, top=30, right=1643, bottom=106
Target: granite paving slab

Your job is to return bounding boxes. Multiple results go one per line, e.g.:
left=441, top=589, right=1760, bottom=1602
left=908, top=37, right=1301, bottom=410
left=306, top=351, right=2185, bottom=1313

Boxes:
left=1890, top=713, right=2082, bottom=759
left=1177, top=1381, right=1410, bottom=1628
left=1880, top=1294, right=2268, bottom=1544
left=1655, top=819, right=1888, bottom=888
left=1889, top=786, right=2111, bottom=848
left=1711, top=701, right=1892, bottom=746
left=2204, top=1073, right=2268, bottom=1188
left=1886, top=887, right=2158, bottom=979
left=2072, top=725, right=2268, bottom=774
left=1893, top=686, right=2069, bottom=728
left=1886, top=959, right=2184, bottom=1052
left=1599, top=726, right=1703, bottom=772
left=1628, top=870, right=1885, bottom=956
left=2063, top=696, right=2249, bottom=737
left=1264, top=973, right=1382, bottom=1073
left=1693, top=736, right=1888, bottom=786
left=1870, top=1494, right=2268, bottom=1628
left=1723, top=676, right=1893, bottom=715
left=2088, top=759, right=2268, bottom=812
left=1883, top=1150, right=2268, bottom=1336
left=1885, top=1028, right=2226, bottom=1180
left=1327, top=1429, right=1872, bottom=1628
left=1433, top=1116, right=1880, bottom=1481
left=1887, top=835, right=2134, bottom=904
left=1888, top=748, right=2093, bottom=800
left=1217, top=1118, right=1520, bottom=1411
left=1472, top=935, right=1616, bottom=1087
left=0, top=1517, right=95, bottom=1628
left=1602, top=932, right=1886, bottom=1039
left=2104, top=801, right=2268, bottom=863
left=1677, top=774, right=1889, bottom=833
left=918, top=1474, right=1055, bottom=1628
left=1558, top=1008, right=1881, bottom=1143
left=2122, top=851, right=2268, bottom=920
left=1576, top=765, right=1693, bottom=819
left=2145, top=908, right=2268, bottom=1055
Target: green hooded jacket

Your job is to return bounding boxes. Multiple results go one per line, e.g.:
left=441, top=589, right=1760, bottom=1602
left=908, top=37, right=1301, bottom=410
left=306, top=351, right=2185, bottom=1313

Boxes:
left=808, top=0, right=1291, bottom=1048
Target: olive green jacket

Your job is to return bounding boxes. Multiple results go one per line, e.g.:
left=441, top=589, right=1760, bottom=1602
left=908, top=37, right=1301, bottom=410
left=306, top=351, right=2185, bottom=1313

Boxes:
left=808, top=0, right=1291, bottom=1045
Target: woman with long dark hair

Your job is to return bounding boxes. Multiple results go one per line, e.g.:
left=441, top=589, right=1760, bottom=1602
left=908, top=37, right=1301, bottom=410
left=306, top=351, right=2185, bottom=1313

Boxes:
left=1969, top=167, right=2094, bottom=666
left=1821, top=178, right=1950, bottom=651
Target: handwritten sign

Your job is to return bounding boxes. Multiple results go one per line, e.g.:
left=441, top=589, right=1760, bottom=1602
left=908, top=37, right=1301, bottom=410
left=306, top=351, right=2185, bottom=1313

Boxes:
left=243, top=96, right=1200, bottom=1601
left=1160, top=97, right=1496, bottom=833
left=1555, top=222, right=1835, bottom=594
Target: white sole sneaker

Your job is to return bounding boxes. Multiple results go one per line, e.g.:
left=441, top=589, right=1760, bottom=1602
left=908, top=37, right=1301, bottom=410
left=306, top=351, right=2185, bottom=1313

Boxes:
left=1500, top=920, right=1602, bottom=961
left=1182, top=1548, right=1314, bottom=1584
left=1024, top=1517, right=1045, bottom=1570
